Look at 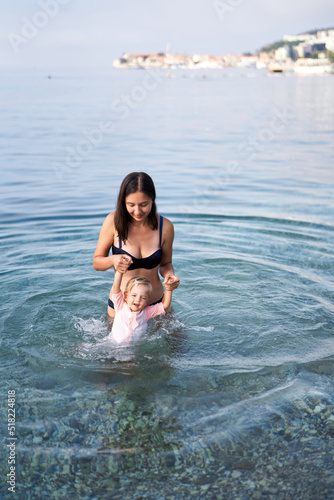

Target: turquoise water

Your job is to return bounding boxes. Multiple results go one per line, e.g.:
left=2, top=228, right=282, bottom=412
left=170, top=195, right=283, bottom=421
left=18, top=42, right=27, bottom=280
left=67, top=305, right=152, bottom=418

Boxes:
left=1, top=68, right=334, bottom=499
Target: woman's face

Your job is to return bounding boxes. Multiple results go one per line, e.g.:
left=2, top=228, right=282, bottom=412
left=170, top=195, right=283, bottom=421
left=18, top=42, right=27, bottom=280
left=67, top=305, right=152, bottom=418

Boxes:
left=125, top=191, right=153, bottom=222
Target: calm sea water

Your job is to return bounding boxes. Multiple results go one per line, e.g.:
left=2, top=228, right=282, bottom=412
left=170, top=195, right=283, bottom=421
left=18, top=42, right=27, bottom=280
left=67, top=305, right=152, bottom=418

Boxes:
left=1, top=67, right=334, bottom=499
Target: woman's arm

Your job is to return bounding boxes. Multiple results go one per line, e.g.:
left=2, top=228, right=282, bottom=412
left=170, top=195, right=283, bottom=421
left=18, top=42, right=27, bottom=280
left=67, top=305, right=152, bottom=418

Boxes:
left=159, top=217, right=180, bottom=290
left=93, top=213, right=115, bottom=271
left=93, top=213, right=132, bottom=271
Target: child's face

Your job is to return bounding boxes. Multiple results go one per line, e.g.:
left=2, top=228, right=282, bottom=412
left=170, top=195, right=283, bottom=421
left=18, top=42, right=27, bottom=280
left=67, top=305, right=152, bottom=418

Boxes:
left=125, top=284, right=150, bottom=312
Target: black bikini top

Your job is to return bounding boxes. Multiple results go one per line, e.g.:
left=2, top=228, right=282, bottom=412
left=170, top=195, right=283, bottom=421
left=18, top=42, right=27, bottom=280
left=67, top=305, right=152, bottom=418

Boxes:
left=111, top=215, right=163, bottom=271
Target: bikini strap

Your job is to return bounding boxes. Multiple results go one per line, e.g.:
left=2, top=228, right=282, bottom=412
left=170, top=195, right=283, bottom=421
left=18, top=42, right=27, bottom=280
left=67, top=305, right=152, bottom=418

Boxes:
left=118, top=234, right=122, bottom=248
left=159, top=215, right=163, bottom=247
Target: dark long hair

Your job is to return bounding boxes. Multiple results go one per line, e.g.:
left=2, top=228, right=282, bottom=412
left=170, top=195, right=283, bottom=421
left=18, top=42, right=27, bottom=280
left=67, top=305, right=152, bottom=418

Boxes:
left=114, top=172, right=158, bottom=243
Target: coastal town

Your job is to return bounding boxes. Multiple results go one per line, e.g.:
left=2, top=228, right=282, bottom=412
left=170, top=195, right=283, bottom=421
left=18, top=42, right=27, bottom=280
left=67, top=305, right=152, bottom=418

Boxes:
left=113, top=28, right=334, bottom=74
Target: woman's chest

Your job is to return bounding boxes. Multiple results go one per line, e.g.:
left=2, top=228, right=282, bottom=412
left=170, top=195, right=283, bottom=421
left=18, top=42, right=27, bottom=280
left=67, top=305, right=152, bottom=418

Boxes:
left=118, top=227, right=160, bottom=259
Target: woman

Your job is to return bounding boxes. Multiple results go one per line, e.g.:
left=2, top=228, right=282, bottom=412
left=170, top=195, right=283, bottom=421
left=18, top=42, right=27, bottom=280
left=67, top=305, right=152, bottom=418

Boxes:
left=93, top=172, right=180, bottom=318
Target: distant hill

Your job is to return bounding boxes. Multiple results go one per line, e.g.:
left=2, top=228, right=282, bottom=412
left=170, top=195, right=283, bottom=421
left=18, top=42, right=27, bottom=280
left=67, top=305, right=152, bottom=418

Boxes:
left=301, top=27, right=334, bottom=35
left=259, top=39, right=299, bottom=54
left=258, top=27, right=334, bottom=54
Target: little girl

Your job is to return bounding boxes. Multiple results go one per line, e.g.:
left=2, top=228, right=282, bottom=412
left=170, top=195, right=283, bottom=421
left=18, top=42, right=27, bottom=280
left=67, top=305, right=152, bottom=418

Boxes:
left=110, top=267, right=176, bottom=344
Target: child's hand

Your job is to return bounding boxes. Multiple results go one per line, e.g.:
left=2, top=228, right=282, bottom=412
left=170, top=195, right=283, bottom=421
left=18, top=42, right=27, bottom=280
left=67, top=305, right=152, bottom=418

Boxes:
left=114, top=255, right=132, bottom=274
left=164, top=275, right=180, bottom=291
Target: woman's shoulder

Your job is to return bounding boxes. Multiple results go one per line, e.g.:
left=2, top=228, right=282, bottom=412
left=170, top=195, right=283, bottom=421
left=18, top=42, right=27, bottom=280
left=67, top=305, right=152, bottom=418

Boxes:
left=160, top=215, right=173, bottom=230
left=104, top=212, right=116, bottom=227
left=159, top=215, right=174, bottom=243
left=100, top=212, right=117, bottom=240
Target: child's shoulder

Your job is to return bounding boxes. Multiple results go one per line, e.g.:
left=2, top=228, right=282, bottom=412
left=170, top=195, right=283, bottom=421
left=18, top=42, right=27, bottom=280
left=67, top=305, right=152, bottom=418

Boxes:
left=144, top=301, right=165, bottom=320
left=112, top=290, right=125, bottom=310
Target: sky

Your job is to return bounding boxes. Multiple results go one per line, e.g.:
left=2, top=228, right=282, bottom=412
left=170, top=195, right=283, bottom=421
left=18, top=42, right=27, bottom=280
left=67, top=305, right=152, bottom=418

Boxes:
left=1, top=0, right=333, bottom=70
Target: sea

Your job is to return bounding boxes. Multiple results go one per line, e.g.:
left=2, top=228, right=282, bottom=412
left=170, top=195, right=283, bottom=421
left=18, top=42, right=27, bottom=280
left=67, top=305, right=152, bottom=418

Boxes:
left=1, top=66, right=334, bottom=499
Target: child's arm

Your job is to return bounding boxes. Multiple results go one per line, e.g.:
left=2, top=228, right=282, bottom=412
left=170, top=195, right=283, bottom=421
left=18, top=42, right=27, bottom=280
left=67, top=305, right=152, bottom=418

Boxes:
left=111, top=255, right=131, bottom=295
left=162, top=288, right=173, bottom=311
left=161, top=276, right=177, bottom=311
left=112, top=270, right=123, bottom=295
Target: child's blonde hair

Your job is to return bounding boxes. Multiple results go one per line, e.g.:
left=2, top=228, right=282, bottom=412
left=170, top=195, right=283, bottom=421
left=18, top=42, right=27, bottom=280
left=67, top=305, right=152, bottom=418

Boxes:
left=125, top=276, right=153, bottom=295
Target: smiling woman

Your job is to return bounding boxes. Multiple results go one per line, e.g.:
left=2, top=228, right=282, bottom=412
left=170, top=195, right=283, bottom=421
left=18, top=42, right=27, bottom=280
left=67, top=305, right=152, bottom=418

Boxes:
left=125, top=192, right=153, bottom=223
left=93, top=172, right=180, bottom=318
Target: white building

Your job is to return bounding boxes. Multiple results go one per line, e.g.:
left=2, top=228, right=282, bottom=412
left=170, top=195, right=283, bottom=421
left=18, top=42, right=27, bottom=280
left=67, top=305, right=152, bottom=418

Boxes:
left=283, top=34, right=311, bottom=43
left=325, top=30, right=334, bottom=52
left=275, top=46, right=289, bottom=60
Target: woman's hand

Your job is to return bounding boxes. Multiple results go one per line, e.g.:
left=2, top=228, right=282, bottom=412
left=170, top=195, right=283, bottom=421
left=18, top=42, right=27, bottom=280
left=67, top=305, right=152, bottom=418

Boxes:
left=163, top=274, right=180, bottom=291
left=114, top=255, right=132, bottom=274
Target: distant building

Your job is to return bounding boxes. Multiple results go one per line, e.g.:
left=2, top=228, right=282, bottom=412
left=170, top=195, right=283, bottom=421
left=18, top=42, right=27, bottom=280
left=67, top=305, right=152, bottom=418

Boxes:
left=292, top=45, right=305, bottom=59
left=113, top=52, right=167, bottom=69
left=192, top=54, right=225, bottom=68
left=237, top=55, right=258, bottom=67
left=283, top=29, right=334, bottom=59
left=325, top=30, right=334, bottom=52
left=275, top=46, right=292, bottom=61
left=305, top=42, right=326, bottom=56
left=283, top=34, right=310, bottom=42
left=112, top=29, right=334, bottom=71
left=294, top=41, right=327, bottom=58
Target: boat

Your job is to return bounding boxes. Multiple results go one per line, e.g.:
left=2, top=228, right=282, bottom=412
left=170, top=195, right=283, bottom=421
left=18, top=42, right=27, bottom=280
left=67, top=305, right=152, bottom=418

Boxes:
left=256, top=61, right=267, bottom=69
left=294, top=58, right=334, bottom=74
left=268, top=62, right=284, bottom=73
